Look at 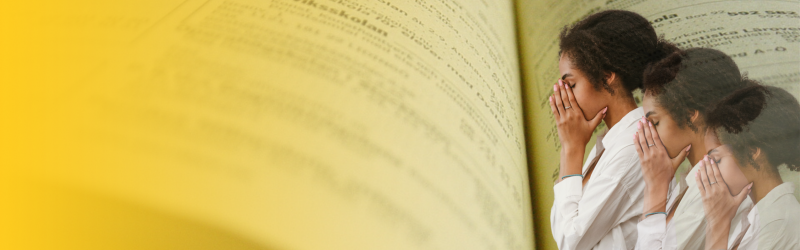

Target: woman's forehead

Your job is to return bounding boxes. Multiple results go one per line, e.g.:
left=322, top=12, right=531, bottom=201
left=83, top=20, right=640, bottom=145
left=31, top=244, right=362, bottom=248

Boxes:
left=707, top=144, right=734, bottom=158
left=641, top=96, right=663, bottom=116
left=558, top=57, right=583, bottom=78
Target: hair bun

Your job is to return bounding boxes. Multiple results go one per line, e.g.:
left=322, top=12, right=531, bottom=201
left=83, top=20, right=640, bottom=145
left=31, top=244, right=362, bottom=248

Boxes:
left=706, top=84, right=770, bottom=133
left=642, top=50, right=683, bottom=94
left=653, top=40, right=678, bottom=62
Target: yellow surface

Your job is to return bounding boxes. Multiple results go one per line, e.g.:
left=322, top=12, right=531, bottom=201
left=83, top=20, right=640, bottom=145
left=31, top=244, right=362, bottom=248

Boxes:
left=1, top=0, right=533, bottom=249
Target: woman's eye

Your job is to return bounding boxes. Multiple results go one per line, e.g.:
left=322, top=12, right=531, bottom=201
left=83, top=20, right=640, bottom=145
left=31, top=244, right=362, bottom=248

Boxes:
left=653, top=121, right=659, bottom=126
left=569, top=83, right=576, bottom=88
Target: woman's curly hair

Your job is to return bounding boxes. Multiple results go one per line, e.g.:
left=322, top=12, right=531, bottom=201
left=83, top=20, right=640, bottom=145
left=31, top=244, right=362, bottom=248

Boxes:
left=706, top=86, right=800, bottom=172
left=559, top=10, right=677, bottom=94
left=642, top=48, right=754, bottom=131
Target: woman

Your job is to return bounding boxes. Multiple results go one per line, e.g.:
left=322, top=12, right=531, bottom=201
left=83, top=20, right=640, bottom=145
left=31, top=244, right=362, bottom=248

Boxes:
left=549, top=10, right=677, bottom=250
left=633, top=48, right=754, bottom=250
left=698, top=86, right=800, bottom=250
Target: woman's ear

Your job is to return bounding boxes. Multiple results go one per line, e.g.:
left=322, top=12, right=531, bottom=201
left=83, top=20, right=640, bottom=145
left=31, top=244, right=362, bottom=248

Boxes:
left=604, top=72, right=618, bottom=87
left=751, top=148, right=762, bottom=160
left=748, top=147, right=774, bottom=174
left=690, top=110, right=701, bottom=125
left=688, top=110, right=707, bottom=132
left=603, top=72, right=622, bottom=96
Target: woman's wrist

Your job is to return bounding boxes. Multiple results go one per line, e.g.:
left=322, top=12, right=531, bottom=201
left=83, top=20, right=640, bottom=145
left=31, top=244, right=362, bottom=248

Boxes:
left=560, top=142, right=587, bottom=153
left=642, top=198, right=667, bottom=215
left=705, top=220, right=732, bottom=250
left=707, top=217, right=733, bottom=231
left=643, top=170, right=674, bottom=185
left=561, top=145, right=586, bottom=159
left=559, top=147, right=585, bottom=178
left=645, top=183, right=671, bottom=197
left=642, top=184, right=669, bottom=215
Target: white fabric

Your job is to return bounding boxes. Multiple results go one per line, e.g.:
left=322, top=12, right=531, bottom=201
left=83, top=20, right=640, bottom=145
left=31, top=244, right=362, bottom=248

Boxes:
left=729, top=182, right=800, bottom=250
left=634, top=179, right=679, bottom=250
left=675, top=165, right=752, bottom=250
left=636, top=163, right=753, bottom=250
left=550, top=107, right=645, bottom=250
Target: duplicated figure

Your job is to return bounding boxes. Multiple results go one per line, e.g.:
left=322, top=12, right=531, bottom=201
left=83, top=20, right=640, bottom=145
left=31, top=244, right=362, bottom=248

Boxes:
left=634, top=48, right=755, bottom=250
left=549, top=10, right=677, bottom=250
left=698, top=86, right=800, bottom=250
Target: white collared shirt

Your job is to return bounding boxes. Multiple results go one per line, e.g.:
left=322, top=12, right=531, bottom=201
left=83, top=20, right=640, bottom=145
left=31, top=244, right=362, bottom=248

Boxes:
left=729, top=182, right=800, bottom=250
left=634, top=178, right=680, bottom=250
left=636, top=163, right=753, bottom=250
left=550, top=107, right=645, bottom=250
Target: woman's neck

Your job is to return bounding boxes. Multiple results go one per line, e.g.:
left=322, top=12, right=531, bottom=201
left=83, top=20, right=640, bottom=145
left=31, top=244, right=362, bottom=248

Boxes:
left=686, top=128, right=708, bottom=168
left=687, top=133, right=707, bottom=166
left=603, top=97, right=638, bottom=129
left=749, top=169, right=784, bottom=204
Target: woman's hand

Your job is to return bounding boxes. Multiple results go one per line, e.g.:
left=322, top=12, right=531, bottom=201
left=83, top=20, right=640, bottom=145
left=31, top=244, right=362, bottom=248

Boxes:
left=635, top=118, right=691, bottom=188
left=549, top=79, right=606, bottom=179
left=696, top=155, right=752, bottom=250
left=549, top=79, right=606, bottom=150
left=634, top=118, right=691, bottom=215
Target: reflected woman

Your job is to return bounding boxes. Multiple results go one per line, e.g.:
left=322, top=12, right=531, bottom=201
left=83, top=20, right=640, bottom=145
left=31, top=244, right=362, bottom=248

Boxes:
left=697, top=86, right=800, bottom=250
left=633, top=48, right=754, bottom=250
left=549, top=10, right=677, bottom=250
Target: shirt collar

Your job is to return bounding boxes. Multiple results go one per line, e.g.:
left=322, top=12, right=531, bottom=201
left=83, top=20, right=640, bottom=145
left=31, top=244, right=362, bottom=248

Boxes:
left=601, top=107, right=644, bottom=150
left=685, top=162, right=701, bottom=187
left=737, top=183, right=796, bottom=246
left=746, top=204, right=757, bottom=228
left=756, top=182, right=796, bottom=207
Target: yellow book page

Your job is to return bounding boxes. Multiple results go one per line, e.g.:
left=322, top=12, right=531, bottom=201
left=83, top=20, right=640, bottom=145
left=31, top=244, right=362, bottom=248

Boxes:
left=515, top=1, right=799, bottom=249
left=1, top=0, right=533, bottom=249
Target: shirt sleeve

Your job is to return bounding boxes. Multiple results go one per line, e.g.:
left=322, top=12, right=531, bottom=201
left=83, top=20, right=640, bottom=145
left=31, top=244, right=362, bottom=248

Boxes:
left=635, top=214, right=667, bottom=250
left=551, top=147, right=642, bottom=250
left=672, top=201, right=707, bottom=250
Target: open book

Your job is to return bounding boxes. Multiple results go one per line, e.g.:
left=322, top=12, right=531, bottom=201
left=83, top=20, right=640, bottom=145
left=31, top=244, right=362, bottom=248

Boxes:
left=2, top=0, right=797, bottom=249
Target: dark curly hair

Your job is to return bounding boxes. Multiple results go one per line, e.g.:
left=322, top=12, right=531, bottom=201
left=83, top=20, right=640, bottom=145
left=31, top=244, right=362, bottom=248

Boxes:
left=559, top=10, right=677, bottom=94
left=642, top=48, right=754, bottom=131
left=706, top=86, right=800, bottom=172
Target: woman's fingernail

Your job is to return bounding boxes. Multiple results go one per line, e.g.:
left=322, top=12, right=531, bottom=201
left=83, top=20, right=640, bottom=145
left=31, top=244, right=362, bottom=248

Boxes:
left=603, top=107, right=608, bottom=114
left=649, top=121, right=653, bottom=127
left=687, top=145, right=692, bottom=151
left=554, top=85, right=558, bottom=91
left=559, top=79, right=562, bottom=85
left=637, top=122, right=641, bottom=129
left=704, top=155, right=708, bottom=161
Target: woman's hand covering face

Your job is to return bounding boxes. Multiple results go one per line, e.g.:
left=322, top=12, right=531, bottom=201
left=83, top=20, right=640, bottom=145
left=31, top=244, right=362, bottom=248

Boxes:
left=634, top=118, right=691, bottom=188
left=696, top=154, right=752, bottom=249
left=697, top=154, right=751, bottom=225
left=549, top=79, right=607, bottom=150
